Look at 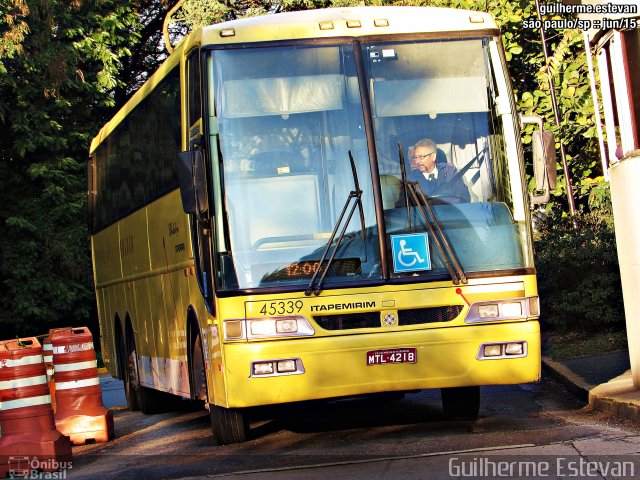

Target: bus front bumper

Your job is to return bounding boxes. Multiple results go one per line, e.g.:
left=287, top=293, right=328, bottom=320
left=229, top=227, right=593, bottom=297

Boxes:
left=220, top=321, right=540, bottom=408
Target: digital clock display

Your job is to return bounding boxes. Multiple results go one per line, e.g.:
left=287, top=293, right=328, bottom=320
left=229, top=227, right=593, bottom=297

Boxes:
left=259, top=258, right=362, bottom=282
left=285, top=261, right=322, bottom=277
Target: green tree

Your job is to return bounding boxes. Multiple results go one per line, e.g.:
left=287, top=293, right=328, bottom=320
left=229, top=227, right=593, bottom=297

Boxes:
left=0, top=0, right=29, bottom=68
left=534, top=204, right=623, bottom=333
left=171, top=0, right=280, bottom=29
left=0, top=0, right=140, bottom=336
left=115, top=1, right=177, bottom=105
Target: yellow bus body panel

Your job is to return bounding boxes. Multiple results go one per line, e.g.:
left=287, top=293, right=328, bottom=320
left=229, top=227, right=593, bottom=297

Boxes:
left=92, top=189, right=209, bottom=395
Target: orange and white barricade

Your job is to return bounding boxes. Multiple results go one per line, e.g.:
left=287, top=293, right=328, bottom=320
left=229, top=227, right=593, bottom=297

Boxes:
left=42, top=335, right=56, bottom=413
left=51, top=327, right=114, bottom=445
left=0, top=337, right=72, bottom=478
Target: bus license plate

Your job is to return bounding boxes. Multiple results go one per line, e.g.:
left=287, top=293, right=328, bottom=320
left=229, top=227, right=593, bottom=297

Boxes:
left=367, top=347, right=417, bottom=366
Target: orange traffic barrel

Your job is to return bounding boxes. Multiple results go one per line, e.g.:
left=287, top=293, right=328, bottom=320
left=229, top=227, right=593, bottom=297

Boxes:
left=42, top=336, right=56, bottom=413
left=51, top=327, right=114, bottom=445
left=0, top=337, right=72, bottom=478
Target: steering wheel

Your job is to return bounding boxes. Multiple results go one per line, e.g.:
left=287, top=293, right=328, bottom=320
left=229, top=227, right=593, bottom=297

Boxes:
left=426, top=194, right=466, bottom=205
left=251, top=234, right=320, bottom=251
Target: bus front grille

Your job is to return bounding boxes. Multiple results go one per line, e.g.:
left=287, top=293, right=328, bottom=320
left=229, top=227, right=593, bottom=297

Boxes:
left=314, top=312, right=381, bottom=330
left=313, top=305, right=464, bottom=330
left=398, top=305, right=463, bottom=325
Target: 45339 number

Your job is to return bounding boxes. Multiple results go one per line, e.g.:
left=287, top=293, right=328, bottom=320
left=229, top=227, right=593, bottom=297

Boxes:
left=259, top=300, right=304, bottom=316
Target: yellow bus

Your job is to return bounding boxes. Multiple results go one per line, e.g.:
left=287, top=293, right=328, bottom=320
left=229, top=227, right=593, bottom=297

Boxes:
left=88, top=6, right=550, bottom=445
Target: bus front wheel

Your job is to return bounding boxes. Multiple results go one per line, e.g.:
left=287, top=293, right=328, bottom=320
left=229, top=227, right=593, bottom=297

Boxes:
left=190, top=329, right=207, bottom=402
left=441, top=386, right=480, bottom=421
left=210, top=404, right=249, bottom=445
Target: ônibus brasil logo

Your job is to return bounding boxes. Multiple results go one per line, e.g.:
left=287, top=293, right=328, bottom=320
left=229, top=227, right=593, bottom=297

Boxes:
left=8, top=456, right=72, bottom=479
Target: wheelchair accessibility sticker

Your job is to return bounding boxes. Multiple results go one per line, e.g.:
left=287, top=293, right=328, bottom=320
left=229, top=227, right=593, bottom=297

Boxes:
left=391, top=233, right=431, bottom=273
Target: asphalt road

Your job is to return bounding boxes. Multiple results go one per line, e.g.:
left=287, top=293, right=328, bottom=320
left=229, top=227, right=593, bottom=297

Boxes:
left=67, top=374, right=640, bottom=480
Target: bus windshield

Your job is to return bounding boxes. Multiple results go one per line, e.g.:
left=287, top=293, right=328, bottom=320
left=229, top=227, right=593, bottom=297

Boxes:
left=210, top=38, right=532, bottom=291
left=211, top=44, right=381, bottom=290
left=365, top=38, right=531, bottom=280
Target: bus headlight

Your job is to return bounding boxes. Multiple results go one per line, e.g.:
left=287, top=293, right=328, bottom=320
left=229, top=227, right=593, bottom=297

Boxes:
left=249, top=319, right=276, bottom=336
left=501, top=302, right=522, bottom=317
left=224, top=316, right=314, bottom=341
left=477, top=341, right=527, bottom=360
left=277, top=359, right=297, bottom=373
left=483, top=344, right=502, bottom=357
left=250, top=358, right=305, bottom=377
left=253, top=362, right=275, bottom=375
left=478, top=304, right=499, bottom=318
left=276, top=318, right=298, bottom=334
left=465, top=297, right=538, bottom=324
left=505, top=342, right=524, bottom=355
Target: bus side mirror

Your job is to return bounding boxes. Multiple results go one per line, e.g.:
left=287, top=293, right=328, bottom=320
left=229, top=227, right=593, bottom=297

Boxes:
left=522, top=115, right=557, bottom=206
left=530, top=130, right=557, bottom=205
left=533, top=130, right=557, bottom=190
left=178, top=149, right=208, bottom=215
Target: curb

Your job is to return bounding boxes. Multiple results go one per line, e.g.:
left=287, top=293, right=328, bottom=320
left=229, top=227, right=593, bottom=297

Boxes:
left=589, top=371, right=640, bottom=423
left=541, top=356, right=590, bottom=402
left=543, top=356, right=640, bottom=424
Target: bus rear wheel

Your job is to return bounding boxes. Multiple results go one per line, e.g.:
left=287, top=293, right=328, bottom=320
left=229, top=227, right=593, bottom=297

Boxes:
left=126, top=326, right=177, bottom=414
left=441, top=386, right=480, bottom=420
left=210, top=404, right=249, bottom=445
left=115, top=325, right=138, bottom=412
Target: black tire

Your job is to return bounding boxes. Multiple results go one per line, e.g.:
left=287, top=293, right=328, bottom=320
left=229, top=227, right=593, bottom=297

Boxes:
left=210, top=404, right=249, bottom=445
left=122, top=326, right=140, bottom=412
left=126, top=325, right=177, bottom=414
left=190, top=329, right=207, bottom=402
left=441, top=386, right=480, bottom=421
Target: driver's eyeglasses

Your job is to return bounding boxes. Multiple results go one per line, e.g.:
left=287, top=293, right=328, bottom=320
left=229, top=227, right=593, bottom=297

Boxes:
left=411, top=152, right=435, bottom=161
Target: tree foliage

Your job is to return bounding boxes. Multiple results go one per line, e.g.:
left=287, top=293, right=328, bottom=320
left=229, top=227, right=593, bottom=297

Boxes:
left=115, top=1, right=177, bottom=103
left=534, top=204, right=623, bottom=333
left=0, top=0, right=141, bottom=336
left=0, top=0, right=29, bottom=71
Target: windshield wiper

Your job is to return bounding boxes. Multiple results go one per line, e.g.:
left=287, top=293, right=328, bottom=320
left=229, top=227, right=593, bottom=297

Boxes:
left=305, top=151, right=366, bottom=296
left=398, top=143, right=467, bottom=285
left=398, top=143, right=413, bottom=231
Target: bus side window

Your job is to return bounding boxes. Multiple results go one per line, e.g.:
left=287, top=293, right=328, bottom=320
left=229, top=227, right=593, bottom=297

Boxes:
left=450, top=112, right=491, bottom=202
left=187, top=50, right=202, bottom=134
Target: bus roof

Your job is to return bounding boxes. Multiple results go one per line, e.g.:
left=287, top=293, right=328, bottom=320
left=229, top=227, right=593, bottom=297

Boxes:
left=200, top=6, right=498, bottom=45
left=90, top=6, right=498, bottom=154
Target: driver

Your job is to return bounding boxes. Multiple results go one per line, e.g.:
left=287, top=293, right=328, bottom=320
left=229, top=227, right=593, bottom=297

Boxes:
left=408, top=138, right=470, bottom=202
